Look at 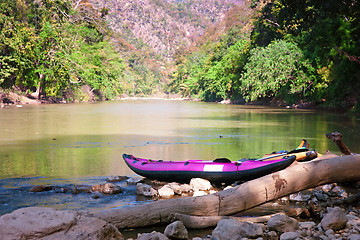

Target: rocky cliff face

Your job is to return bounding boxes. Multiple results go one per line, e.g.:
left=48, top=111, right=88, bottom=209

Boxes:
left=87, top=0, right=246, bottom=61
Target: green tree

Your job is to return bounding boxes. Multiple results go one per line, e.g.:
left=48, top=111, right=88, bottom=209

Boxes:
left=201, top=39, right=250, bottom=101
left=240, top=39, right=315, bottom=103
left=0, top=0, right=127, bottom=101
left=251, top=0, right=360, bottom=107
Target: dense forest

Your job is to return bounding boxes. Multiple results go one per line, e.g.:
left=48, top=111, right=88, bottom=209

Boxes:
left=169, top=0, right=360, bottom=111
left=1, top=0, right=359, bottom=111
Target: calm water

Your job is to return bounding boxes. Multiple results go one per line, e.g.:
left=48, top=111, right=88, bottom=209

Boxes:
left=1, top=99, right=359, bottom=215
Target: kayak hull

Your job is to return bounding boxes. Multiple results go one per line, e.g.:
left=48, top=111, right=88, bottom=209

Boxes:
left=122, top=154, right=296, bottom=183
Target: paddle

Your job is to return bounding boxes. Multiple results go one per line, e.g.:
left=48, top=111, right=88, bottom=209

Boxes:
left=213, top=139, right=310, bottom=163
left=238, top=139, right=310, bottom=162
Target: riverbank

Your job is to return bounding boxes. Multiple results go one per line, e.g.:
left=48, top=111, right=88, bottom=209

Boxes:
left=1, top=177, right=360, bottom=239
left=0, top=90, right=192, bottom=107
left=0, top=90, right=66, bottom=106
left=1, top=88, right=358, bottom=114
left=2, top=155, right=360, bottom=239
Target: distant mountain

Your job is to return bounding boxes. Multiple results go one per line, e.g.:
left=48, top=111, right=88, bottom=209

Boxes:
left=87, top=0, right=246, bottom=62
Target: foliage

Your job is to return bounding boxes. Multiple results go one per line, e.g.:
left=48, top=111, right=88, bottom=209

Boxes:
left=169, top=1, right=254, bottom=102
left=169, top=39, right=250, bottom=102
left=0, top=0, right=126, bottom=101
left=200, top=39, right=250, bottom=101
left=250, top=0, right=360, bottom=107
left=1, top=0, right=359, bottom=109
left=169, top=0, right=360, bottom=109
left=240, top=39, right=315, bottom=103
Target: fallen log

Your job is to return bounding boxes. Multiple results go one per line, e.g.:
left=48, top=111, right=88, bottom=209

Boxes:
left=94, top=155, right=360, bottom=229
left=173, top=213, right=276, bottom=229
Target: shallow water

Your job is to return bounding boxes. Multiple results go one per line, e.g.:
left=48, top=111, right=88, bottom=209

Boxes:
left=1, top=99, right=359, bottom=215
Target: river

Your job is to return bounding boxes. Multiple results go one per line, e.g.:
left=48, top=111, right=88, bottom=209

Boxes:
left=0, top=99, right=359, bottom=216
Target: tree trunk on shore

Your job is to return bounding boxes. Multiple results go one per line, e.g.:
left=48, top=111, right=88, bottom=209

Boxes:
left=94, top=155, right=360, bottom=229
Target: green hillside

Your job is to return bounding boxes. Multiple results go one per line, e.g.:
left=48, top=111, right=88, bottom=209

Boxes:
left=169, top=0, right=360, bottom=111
left=1, top=0, right=359, bottom=111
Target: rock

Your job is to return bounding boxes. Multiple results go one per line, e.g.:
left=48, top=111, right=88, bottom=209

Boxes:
left=164, top=221, right=188, bottom=239
left=348, top=234, right=360, bottom=240
left=48, top=215, right=123, bottom=239
left=179, top=184, right=192, bottom=195
left=167, top=182, right=182, bottom=195
left=0, top=207, right=123, bottom=240
left=322, top=184, right=334, bottom=193
left=136, top=183, right=157, bottom=197
left=101, top=183, right=122, bottom=194
left=339, top=191, right=349, bottom=198
left=279, top=231, right=302, bottom=240
left=331, top=185, right=348, bottom=198
left=325, top=228, right=335, bottom=237
left=308, top=200, right=324, bottom=218
left=209, top=190, right=217, bottom=194
left=298, top=221, right=316, bottom=230
left=158, top=185, right=175, bottom=198
left=285, top=207, right=311, bottom=218
left=165, top=182, right=192, bottom=196
left=346, top=213, right=360, bottom=229
left=313, top=189, right=330, bottom=201
left=92, top=194, right=101, bottom=199
left=106, top=176, right=129, bottom=182
left=331, top=185, right=344, bottom=194
left=267, top=214, right=299, bottom=234
left=212, top=219, right=263, bottom=240
left=190, top=178, right=212, bottom=191
left=298, top=221, right=316, bottom=237
left=265, top=230, right=278, bottom=240
left=193, top=190, right=207, bottom=197
left=127, top=177, right=145, bottom=185
left=321, top=207, right=348, bottom=231
left=70, top=185, right=93, bottom=194
left=3, top=98, right=14, bottom=104
left=137, top=231, right=169, bottom=240
left=223, top=186, right=233, bottom=191
left=92, top=183, right=122, bottom=194
left=289, top=192, right=311, bottom=202
left=50, top=186, right=68, bottom=193
left=29, top=185, right=48, bottom=192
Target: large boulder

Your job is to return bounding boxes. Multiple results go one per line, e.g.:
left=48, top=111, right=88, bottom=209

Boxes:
left=321, top=207, right=348, bottom=231
left=267, top=214, right=299, bottom=234
left=164, top=221, right=188, bottom=240
left=0, top=207, right=123, bottom=240
left=212, top=219, right=263, bottom=240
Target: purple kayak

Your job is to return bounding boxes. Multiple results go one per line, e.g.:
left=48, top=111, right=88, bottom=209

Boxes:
left=122, top=153, right=296, bottom=183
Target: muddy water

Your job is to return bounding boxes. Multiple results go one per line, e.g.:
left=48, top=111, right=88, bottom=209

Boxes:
left=1, top=99, right=359, bottom=215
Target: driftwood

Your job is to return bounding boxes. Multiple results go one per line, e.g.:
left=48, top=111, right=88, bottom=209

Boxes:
left=173, top=213, right=276, bottom=229
left=94, top=155, right=360, bottom=229
left=326, top=131, right=352, bottom=155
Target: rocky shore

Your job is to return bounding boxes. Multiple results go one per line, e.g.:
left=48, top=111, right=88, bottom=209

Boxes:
left=1, top=175, right=360, bottom=240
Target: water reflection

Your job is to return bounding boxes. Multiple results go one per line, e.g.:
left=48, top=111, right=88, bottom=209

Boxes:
left=0, top=100, right=359, bottom=214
